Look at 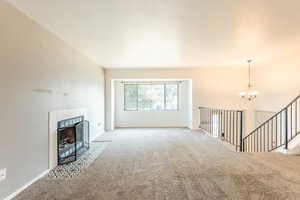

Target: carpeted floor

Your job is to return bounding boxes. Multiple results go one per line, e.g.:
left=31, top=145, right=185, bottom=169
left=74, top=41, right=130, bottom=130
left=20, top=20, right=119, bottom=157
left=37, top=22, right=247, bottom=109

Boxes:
left=14, top=128, right=300, bottom=200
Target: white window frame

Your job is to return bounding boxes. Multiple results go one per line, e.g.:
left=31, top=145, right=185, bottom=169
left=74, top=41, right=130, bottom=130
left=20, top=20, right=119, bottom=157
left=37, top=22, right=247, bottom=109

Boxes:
left=124, top=83, right=179, bottom=111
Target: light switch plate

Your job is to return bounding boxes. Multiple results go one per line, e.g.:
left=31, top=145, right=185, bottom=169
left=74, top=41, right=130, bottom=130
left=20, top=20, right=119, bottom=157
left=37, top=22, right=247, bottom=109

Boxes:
left=0, top=168, right=6, bottom=182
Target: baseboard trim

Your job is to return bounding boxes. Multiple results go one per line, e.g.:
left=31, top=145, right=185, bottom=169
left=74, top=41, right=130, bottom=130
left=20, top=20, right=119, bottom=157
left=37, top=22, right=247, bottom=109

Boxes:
left=4, top=169, right=50, bottom=200
left=90, top=130, right=106, bottom=142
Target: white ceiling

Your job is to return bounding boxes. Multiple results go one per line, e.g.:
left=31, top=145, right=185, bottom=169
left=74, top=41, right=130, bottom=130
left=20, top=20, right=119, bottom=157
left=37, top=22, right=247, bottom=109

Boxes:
left=7, top=0, right=300, bottom=68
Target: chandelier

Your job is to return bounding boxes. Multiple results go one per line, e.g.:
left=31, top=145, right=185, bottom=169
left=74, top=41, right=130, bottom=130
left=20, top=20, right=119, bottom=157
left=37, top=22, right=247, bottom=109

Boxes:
left=240, top=60, right=259, bottom=101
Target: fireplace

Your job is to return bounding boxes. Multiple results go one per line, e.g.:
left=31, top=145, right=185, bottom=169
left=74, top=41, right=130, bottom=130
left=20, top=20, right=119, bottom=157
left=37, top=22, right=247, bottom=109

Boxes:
left=57, top=116, right=89, bottom=165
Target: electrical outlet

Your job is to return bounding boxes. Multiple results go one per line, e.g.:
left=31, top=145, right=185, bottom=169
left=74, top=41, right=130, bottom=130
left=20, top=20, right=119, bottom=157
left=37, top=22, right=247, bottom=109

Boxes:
left=0, top=168, right=6, bottom=182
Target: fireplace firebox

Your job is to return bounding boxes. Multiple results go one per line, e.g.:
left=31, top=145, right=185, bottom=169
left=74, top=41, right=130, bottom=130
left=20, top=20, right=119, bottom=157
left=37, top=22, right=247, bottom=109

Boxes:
left=57, top=116, right=89, bottom=165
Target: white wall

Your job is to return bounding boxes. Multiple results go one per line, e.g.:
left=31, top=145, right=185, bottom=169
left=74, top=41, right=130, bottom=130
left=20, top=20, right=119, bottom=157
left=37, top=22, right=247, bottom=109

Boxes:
left=0, top=2, right=105, bottom=199
left=253, top=57, right=300, bottom=112
left=114, top=80, right=191, bottom=128
left=105, top=68, right=255, bottom=133
left=255, top=110, right=276, bottom=127
left=105, top=58, right=300, bottom=133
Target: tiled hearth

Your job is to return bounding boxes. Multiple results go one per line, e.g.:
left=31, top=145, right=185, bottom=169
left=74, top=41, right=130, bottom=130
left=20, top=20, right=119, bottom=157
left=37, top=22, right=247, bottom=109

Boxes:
left=47, top=141, right=109, bottom=179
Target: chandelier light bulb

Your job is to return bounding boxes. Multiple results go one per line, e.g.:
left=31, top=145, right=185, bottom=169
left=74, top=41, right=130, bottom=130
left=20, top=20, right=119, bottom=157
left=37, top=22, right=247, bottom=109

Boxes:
left=240, top=89, right=259, bottom=101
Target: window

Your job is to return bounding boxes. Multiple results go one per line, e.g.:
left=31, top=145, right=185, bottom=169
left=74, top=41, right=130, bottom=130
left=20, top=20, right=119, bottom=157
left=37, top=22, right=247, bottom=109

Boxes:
left=165, top=84, right=178, bottom=110
left=124, top=83, right=179, bottom=111
left=124, top=84, right=138, bottom=111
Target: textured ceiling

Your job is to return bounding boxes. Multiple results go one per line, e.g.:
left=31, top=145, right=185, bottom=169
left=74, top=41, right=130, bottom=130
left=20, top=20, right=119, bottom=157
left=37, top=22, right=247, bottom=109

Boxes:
left=6, top=0, right=300, bottom=68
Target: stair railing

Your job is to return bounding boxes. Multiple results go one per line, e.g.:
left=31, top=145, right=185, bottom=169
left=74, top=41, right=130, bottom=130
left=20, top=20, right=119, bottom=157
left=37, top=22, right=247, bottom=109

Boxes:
left=199, top=107, right=244, bottom=152
left=243, top=94, right=300, bottom=152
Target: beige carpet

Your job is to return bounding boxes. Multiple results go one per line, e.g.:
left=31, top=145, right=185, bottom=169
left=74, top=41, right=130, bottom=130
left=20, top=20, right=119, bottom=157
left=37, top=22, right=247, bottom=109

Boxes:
left=14, top=128, right=300, bottom=200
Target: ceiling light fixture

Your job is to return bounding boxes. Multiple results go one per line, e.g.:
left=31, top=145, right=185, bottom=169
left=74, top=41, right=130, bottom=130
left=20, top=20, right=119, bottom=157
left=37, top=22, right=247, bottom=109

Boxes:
left=240, top=59, right=259, bottom=101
